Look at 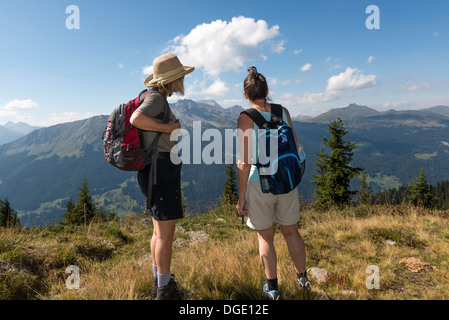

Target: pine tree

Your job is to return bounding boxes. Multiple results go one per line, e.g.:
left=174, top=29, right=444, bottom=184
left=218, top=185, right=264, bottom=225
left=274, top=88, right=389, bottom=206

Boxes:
left=359, top=170, right=372, bottom=205
left=222, top=163, right=238, bottom=204
left=408, top=168, right=433, bottom=208
left=0, top=198, right=12, bottom=228
left=0, top=198, right=20, bottom=228
left=63, top=178, right=98, bottom=225
left=311, top=117, right=362, bottom=210
left=0, top=198, right=4, bottom=227
left=434, top=180, right=449, bottom=210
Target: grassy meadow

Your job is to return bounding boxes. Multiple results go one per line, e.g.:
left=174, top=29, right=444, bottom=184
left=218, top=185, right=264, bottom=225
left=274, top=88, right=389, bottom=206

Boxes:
left=1, top=204, right=448, bottom=300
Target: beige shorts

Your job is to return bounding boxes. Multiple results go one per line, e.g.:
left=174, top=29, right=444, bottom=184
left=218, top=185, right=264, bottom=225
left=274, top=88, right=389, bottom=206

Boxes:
left=245, top=181, right=300, bottom=230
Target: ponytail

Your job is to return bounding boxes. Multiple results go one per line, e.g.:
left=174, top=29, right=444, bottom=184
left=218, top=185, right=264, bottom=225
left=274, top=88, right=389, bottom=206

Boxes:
left=244, top=66, right=269, bottom=101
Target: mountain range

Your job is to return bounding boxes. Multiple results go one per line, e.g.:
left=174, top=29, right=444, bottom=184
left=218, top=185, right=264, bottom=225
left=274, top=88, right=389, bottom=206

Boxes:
left=0, top=121, right=41, bottom=145
left=1, top=101, right=448, bottom=226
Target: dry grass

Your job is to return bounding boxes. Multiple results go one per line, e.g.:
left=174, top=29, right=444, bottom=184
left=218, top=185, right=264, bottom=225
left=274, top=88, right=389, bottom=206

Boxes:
left=1, top=204, right=448, bottom=300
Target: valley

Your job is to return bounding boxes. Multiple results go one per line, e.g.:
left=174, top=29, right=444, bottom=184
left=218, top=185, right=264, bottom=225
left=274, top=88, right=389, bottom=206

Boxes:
left=1, top=102, right=448, bottom=226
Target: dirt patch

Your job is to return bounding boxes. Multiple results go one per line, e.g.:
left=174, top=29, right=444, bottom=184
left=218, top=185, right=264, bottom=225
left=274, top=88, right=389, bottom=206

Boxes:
left=399, top=257, right=437, bottom=273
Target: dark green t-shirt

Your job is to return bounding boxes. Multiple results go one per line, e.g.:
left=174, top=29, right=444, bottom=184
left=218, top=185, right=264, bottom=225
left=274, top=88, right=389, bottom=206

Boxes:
left=135, top=92, right=178, bottom=153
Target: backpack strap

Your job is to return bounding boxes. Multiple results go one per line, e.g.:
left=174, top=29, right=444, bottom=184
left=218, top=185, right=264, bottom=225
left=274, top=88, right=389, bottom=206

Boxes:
left=270, top=104, right=283, bottom=122
left=240, top=104, right=284, bottom=128
left=139, top=90, right=172, bottom=210
left=240, top=108, right=269, bottom=129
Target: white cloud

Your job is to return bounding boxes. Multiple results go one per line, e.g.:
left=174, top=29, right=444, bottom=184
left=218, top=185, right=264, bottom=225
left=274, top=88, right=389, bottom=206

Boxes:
left=180, top=78, right=231, bottom=99
left=0, top=99, right=39, bottom=122
left=408, top=81, right=434, bottom=92
left=381, top=100, right=410, bottom=110
left=142, top=65, right=153, bottom=76
left=367, top=55, right=375, bottom=63
left=278, top=67, right=377, bottom=106
left=326, top=67, right=377, bottom=92
left=325, top=56, right=340, bottom=64
left=47, top=112, right=97, bottom=126
left=166, top=16, right=281, bottom=76
left=2, top=99, right=38, bottom=111
left=268, top=77, right=280, bottom=86
left=201, top=79, right=230, bottom=96
left=293, top=49, right=303, bottom=55
left=268, top=77, right=292, bottom=87
left=301, top=63, right=312, bottom=72
left=433, top=32, right=439, bottom=38
left=217, top=99, right=246, bottom=108
left=271, top=40, right=286, bottom=53
left=118, top=63, right=125, bottom=69
left=401, top=76, right=437, bottom=92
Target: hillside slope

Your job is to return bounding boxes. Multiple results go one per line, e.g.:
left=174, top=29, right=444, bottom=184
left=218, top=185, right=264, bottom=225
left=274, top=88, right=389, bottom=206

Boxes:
left=1, top=204, right=448, bottom=300
left=1, top=102, right=449, bottom=226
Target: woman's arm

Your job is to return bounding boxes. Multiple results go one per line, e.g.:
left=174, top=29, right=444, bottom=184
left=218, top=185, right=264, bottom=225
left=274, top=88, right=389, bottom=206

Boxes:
left=130, top=111, right=180, bottom=134
left=283, top=107, right=298, bottom=144
left=236, top=113, right=254, bottom=216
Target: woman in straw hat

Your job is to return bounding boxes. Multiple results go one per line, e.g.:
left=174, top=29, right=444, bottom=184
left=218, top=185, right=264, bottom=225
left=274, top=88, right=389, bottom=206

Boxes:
left=131, top=53, right=194, bottom=300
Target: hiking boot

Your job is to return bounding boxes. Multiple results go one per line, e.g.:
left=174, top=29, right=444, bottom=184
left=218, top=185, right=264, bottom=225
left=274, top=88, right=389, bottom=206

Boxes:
left=156, top=275, right=183, bottom=300
left=263, top=282, right=280, bottom=300
left=298, top=276, right=312, bottom=294
left=149, top=277, right=158, bottom=299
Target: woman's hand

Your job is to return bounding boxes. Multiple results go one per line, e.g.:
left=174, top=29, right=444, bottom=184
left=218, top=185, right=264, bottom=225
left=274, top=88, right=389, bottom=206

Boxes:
left=236, top=196, right=248, bottom=216
left=165, top=119, right=181, bottom=133
left=131, top=112, right=180, bottom=134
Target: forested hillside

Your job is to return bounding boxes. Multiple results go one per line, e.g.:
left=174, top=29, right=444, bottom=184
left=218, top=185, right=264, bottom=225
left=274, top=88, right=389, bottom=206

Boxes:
left=1, top=103, right=448, bottom=226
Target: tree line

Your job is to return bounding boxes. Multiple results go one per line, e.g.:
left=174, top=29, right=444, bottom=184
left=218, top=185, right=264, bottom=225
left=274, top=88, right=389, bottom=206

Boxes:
left=2, top=116, right=446, bottom=230
left=61, top=178, right=117, bottom=225
left=368, top=170, right=449, bottom=210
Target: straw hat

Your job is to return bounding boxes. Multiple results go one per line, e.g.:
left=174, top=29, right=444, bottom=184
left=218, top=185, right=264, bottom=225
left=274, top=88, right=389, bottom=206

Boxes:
left=144, top=53, right=194, bottom=87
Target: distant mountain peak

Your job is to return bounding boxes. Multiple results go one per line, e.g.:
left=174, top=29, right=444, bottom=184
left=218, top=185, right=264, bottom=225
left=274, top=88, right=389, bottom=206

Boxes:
left=227, top=105, right=245, bottom=115
left=0, top=121, right=42, bottom=144
left=420, top=105, right=449, bottom=117
left=198, top=100, right=222, bottom=108
left=307, top=103, right=379, bottom=123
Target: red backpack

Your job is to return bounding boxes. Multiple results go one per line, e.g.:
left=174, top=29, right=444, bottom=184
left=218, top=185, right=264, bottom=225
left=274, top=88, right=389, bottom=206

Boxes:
left=102, top=90, right=170, bottom=171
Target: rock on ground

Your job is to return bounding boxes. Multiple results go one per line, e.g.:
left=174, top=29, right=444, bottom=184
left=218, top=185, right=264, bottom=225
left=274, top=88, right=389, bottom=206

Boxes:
left=307, top=267, right=330, bottom=284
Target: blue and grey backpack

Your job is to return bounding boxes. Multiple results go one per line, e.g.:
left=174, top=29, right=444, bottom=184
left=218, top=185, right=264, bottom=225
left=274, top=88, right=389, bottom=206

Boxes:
left=241, top=104, right=305, bottom=195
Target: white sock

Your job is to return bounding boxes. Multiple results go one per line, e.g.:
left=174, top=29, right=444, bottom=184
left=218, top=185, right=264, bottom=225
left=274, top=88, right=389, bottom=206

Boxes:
left=157, top=272, right=171, bottom=288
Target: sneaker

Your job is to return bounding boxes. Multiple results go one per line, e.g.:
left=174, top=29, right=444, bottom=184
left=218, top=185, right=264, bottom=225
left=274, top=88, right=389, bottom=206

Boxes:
left=263, top=282, right=280, bottom=300
left=149, top=277, right=158, bottom=299
left=156, top=275, right=184, bottom=300
left=297, top=277, right=312, bottom=293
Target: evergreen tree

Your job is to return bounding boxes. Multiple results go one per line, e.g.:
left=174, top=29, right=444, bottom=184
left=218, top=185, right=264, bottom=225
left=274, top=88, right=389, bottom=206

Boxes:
left=66, top=199, right=76, bottom=213
left=311, top=117, right=362, bottom=210
left=0, top=198, right=12, bottom=228
left=63, top=178, right=98, bottom=225
left=433, top=180, right=449, bottom=210
left=0, top=198, right=20, bottom=228
left=222, top=163, right=238, bottom=204
left=408, top=168, right=433, bottom=208
left=358, top=170, right=372, bottom=205
left=0, top=198, right=4, bottom=227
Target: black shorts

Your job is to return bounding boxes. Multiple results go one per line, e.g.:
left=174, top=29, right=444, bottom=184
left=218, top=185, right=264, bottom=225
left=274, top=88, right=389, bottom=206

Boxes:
left=137, top=156, right=183, bottom=221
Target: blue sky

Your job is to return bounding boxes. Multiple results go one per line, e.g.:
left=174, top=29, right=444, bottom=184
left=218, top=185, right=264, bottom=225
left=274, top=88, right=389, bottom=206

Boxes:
left=0, top=0, right=448, bottom=126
